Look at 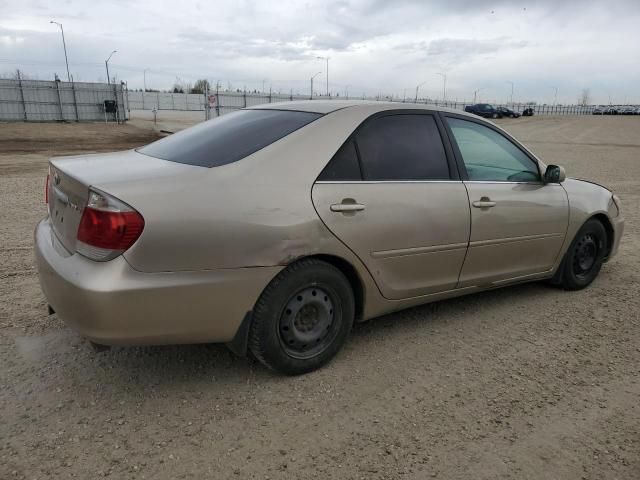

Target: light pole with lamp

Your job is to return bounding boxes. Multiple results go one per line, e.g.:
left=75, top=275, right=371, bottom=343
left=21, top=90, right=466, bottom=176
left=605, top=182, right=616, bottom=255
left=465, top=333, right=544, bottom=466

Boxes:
left=105, top=50, right=117, bottom=85
left=310, top=71, right=322, bottom=99
left=50, top=21, right=71, bottom=82
left=551, top=86, right=558, bottom=105
left=435, top=72, right=446, bottom=102
left=316, top=56, right=329, bottom=96
left=415, top=81, right=427, bottom=103
left=506, top=80, right=514, bottom=105
left=473, top=88, right=484, bottom=103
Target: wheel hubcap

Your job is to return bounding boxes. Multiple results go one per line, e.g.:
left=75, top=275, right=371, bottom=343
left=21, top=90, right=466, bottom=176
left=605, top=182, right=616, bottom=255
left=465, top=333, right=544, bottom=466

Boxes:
left=573, top=234, right=598, bottom=277
left=279, top=287, right=337, bottom=358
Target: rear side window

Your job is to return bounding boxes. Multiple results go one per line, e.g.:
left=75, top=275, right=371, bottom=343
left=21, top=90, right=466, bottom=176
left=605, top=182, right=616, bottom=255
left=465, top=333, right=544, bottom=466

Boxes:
left=355, top=114, right=450, bottom=181
left=138, top=109, right=322, bottom=167
left=318, top=139, right=362, bottom=181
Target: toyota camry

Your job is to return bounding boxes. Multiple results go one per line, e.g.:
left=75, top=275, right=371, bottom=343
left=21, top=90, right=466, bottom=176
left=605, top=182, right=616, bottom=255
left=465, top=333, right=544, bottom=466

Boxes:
left=35, top=101, right=624, bottom=374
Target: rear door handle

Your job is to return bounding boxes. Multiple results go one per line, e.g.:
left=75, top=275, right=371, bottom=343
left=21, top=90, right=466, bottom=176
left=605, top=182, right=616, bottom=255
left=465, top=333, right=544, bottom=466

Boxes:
left=472, top=197, right=496, bottom=208
left=330, top=202, right=366, bottom=213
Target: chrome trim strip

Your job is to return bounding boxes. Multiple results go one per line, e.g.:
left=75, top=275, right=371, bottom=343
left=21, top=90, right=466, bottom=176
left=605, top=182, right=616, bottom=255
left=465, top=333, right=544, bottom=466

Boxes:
left=469, top=233, right=563, bottom=248
left=371, top=242, right=468, bottom=259
left=315, top=180, right=462, bottom=184
left=464, top=181, right=545, bottom=185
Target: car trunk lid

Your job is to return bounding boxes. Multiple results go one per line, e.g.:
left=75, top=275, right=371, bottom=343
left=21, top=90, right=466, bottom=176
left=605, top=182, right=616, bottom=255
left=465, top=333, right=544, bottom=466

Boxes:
left=48, top=149, right=197, bottom=254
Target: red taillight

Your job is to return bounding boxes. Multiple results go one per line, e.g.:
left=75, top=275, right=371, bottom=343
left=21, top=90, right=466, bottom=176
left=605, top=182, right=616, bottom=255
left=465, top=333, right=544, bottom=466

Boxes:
left=77, top=208, right=144, bottom=250
left=76, top=189, right=144, bottom=261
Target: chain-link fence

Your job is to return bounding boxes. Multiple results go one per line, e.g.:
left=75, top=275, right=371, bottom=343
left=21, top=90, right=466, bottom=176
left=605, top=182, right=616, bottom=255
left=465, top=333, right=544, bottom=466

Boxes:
left=0, top=77, right=601, bottom=123
left=126, top=88, right=598, bottom=119
left=0, top=78, right=127, bottom=122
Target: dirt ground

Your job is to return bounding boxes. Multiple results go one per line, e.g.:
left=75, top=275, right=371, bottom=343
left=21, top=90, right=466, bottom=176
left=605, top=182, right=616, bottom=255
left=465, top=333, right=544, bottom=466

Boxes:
left=0, top=116, right=639, bottom=479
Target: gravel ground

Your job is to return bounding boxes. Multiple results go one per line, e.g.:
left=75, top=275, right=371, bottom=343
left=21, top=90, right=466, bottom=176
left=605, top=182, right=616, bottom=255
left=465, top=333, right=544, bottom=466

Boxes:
left=0, top=116, right=638, bottom=479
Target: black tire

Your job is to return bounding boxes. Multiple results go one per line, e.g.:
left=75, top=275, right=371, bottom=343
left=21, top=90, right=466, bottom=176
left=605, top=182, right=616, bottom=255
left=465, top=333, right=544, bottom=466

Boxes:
left=558, top=219, right=607, bottom=290
left=492, top=113, right=499, bottom=119
left=248, top=259, right=355, bottom=375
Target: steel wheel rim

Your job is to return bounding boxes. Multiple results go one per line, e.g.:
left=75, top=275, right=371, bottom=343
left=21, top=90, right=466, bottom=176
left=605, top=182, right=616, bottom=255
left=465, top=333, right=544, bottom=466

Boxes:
left=573, top=233, right=598, bottom=278
left=278, top=286, right=339, bottom=359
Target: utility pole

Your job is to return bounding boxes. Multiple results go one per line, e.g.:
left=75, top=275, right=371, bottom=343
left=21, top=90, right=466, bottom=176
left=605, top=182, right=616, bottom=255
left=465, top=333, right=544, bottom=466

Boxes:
left=50, top=21, right=71, bottom=82
left=415, top=81, right=427, bottom=103
left=144, top=69, right=148, bottom=91
left=316, top=56, right=329, bottom=96
left=310, top=71, right=322, bottom=99
left=506, top=81, right=514, bottom=105
left=436, top=73, right=446, bottom=101
left=105, top=50, right=117, bottom=84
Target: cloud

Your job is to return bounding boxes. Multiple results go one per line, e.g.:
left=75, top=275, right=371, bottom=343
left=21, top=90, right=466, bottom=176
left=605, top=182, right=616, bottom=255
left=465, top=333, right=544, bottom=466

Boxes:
left=1, top=0, right=639, bottom=103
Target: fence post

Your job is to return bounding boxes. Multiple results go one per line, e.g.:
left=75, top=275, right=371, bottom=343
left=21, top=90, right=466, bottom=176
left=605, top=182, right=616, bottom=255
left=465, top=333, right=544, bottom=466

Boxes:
left=17, top=70, right=28, bottom=121
left=215, top=84, right=220, bottom=117
left=55, top=76, right=64, bottom=121
left=71, top=79, right=79, bottom=121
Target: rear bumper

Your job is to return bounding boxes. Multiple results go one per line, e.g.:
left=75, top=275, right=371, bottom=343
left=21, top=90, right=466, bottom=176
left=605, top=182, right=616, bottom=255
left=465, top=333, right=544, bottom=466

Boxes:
left=35, top=217, right=281, bottom=346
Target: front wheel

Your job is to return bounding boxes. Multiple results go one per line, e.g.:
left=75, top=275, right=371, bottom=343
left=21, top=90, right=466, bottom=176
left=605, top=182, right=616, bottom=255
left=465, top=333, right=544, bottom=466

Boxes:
left=558, top=219, right=607, bottom=290
left=492, top=113, right=499, bottom=119
left=248, top=259, right=355, bottom=375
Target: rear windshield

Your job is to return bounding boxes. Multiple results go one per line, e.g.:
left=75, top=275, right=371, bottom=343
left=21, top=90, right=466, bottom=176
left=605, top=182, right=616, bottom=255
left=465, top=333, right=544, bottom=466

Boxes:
left=138, top=109, right=322, bottom=167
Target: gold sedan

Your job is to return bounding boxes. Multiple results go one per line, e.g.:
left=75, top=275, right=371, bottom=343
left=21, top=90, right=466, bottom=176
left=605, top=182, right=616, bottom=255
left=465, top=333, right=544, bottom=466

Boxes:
left=35, top=101, right=624, bottom=374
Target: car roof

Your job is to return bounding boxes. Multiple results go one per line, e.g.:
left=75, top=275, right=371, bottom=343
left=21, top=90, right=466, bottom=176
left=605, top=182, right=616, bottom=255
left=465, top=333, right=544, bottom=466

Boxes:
left=248, top=99, right=479, bottom=118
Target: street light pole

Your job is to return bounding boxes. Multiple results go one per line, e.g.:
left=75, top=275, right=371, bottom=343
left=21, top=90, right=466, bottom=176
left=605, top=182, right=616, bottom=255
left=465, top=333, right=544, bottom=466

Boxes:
left=552, top=86, right=558, bottom=105
left=436, top=72, right=446, bottom=102
left=506, top=80, right=514, bottom=105
left=473, top=88, right=484, bottom=103
left=415, top=81, right=427, bottom=103
left=105, top=50, right=117, bottom=85
left=50, top=21, right=71, bottom=82
left=143, top=69, right=148, bottom=91
left=310, top=71, right=322, bottom=99
left=345, top=84, right=351, bottom=99
left=316, top=56, right=329, bottom=96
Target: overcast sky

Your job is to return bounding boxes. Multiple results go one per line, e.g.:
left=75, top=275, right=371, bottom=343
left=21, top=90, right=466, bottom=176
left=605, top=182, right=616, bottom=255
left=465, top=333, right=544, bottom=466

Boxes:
left=1, top=0, right=639, bottom=104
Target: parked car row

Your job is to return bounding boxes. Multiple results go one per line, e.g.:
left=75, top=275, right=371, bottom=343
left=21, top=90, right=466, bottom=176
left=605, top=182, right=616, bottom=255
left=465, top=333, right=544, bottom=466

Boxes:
left=592, top=105, right=640, bottom=115
left=464, top=104, right=533, bottom=119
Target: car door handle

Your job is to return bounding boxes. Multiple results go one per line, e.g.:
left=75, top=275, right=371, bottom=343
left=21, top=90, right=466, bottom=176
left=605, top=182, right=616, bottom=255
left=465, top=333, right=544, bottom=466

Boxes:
left=330, top=202, right=366, bottom=212
left=472, top=198, right=496, bottom=208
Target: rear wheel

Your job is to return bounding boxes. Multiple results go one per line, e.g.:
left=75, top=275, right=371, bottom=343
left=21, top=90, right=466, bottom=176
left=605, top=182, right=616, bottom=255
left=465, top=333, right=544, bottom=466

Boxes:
left=558, top=219, right=607, bottom=290
left=248, top=259, right=355, bottom=375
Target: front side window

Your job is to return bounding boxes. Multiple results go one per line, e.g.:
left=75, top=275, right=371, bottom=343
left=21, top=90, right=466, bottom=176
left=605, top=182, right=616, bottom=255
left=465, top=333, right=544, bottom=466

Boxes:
left=138, top=109, right=321, bottom=168
left=354, top=114, right=450, bottom=181
left=446, top=118, right=540, bottom=182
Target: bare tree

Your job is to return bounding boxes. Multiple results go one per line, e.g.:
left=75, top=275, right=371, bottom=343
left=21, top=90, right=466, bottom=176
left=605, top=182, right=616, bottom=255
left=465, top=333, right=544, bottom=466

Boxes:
left=578, top=88, right=591, bottom=106
left=191, top=79, right=210, bottom=94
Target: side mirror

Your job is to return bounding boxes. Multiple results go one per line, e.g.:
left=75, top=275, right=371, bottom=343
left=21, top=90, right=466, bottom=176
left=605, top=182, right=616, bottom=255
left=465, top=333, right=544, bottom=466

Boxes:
left=544, top=165, right=566, bottom=183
